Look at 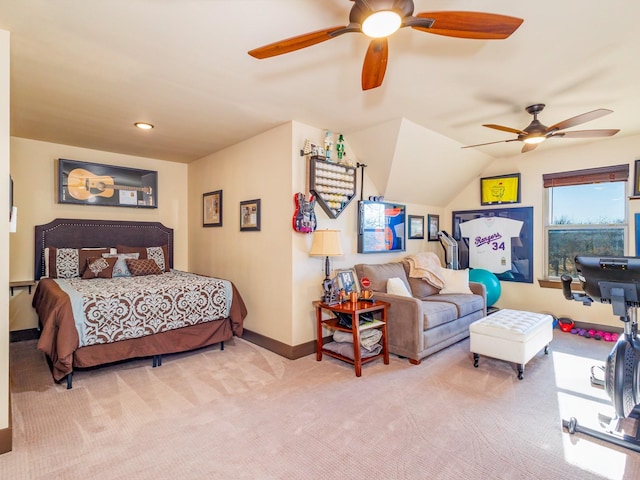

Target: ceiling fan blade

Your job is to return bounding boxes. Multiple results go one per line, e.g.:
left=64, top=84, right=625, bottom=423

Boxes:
left=461, top=138, right=519, bottom=149
left=521, top=143, right=538, bottom=153
left=483, top=124, right=527, bottom=135
left=551, top=129, right=620, bottom=139
left=545, top=109, right=613, bottom=132
left=362, top=38, right=388, bottom=91
left=248, top=26, right=346, bottom=59
left=413, top=11, right=524, bottom=39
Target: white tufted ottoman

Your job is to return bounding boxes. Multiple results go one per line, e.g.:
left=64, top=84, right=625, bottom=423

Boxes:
left=469, top=309, right=553, bottom=379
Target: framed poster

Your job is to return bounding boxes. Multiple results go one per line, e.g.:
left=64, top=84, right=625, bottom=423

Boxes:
left=58, top=158, right=157, bottom=208
left=357, top=200, right=406, bottom=253
left=203, top=190, right=223, bottom=227
left=452, top=206, right=533, bottom=283
left=480, top=173, right=521, bottom=206
left=408, top=215, right=424, bottom=240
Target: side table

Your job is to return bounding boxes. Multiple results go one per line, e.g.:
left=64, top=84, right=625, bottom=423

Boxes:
left=314, top=299, right=390, bottom=376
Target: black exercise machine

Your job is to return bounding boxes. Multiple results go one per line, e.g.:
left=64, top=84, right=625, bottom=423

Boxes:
left=561, top=255, right=640, bottom=452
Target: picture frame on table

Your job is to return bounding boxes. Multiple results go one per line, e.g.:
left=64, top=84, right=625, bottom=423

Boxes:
left=335, top=268, right=360, bottom=294
left=203, top=190, right=223, bottom=227
left=58, top=158, right=158, bottom=208
left=427, top=214, right=440, bottom=242
left=408, top=215, right=424, bottom=239
left=480, top=173, right=521, bottom=206
left=240, top=199, right=261, bottom=231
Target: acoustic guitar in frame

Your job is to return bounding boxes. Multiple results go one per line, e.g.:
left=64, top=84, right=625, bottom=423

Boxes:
left=66, top=168, right=153, bottom=201
left=293, top=141, right=317, bottom=233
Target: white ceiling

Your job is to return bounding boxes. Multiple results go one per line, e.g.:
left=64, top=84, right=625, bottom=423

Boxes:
left=1, top=0, right=638, bottom=170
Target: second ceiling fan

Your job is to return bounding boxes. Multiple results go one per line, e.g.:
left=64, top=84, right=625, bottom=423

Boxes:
left=248, top=0, right=524, bottom=90
left=463, top=104, right=621, bottom=153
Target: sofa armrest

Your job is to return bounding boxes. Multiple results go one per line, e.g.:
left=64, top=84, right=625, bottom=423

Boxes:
left=469, top=281, right=487, bottom=317
left=372, top=292, right=425, bottom=355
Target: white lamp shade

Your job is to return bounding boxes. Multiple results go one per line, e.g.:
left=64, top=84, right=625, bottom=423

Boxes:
left=309, top=229, right=343, bottom=257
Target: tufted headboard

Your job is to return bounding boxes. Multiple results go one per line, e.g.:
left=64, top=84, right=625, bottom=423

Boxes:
left=34, top=218, right=174, bottom=280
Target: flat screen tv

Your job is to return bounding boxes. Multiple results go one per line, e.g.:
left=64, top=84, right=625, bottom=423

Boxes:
left=357, top=200, right=406, bottom=254
left=575, top=256, right=640, bottom=306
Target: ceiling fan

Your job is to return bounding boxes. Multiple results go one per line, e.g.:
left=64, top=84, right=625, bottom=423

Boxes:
left=248, top=0, right=523, bottom=90
left=462, top=104, right=621, bottom=153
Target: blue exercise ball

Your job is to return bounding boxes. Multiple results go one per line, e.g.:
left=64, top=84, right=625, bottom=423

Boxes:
left=468, top=268, right=501, bottom=307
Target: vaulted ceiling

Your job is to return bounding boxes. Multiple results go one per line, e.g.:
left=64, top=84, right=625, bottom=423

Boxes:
left=1, top=1, right=638, bottom=205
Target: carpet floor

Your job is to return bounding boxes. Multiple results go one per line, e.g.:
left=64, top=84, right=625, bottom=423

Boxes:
left=2, top=330, right=640, bottom=479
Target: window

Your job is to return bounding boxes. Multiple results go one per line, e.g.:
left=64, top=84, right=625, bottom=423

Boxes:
left=544, top=165, right=628, bottom=278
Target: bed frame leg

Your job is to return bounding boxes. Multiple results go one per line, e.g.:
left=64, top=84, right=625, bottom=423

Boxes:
left=66, top=373, right=73, bottom=390
left=221, top=341, right=224, bottom=351
left=152, top=354, right=163, bottom=368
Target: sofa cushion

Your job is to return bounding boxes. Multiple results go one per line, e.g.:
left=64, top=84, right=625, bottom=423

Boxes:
left=439, top=268, right=473, bottom=295
left=426, top=294, right=485, bottom=318
left=401, top=260, right=439, bottom=298
left=387, top=277, right=413, bottom=297
left=354, top=262, right=408, bottom=293
left=420, top=300, right=459, bottom=330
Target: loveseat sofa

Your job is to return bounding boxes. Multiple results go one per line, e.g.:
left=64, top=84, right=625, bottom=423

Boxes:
left=354, top=259, right=486, bottom=365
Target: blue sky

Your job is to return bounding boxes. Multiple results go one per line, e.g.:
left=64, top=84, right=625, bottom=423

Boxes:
left=550, top=183, right=625, bottom=224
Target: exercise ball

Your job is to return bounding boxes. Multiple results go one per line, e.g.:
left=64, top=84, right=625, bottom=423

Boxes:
left=468, top=268, right=501, bottom=307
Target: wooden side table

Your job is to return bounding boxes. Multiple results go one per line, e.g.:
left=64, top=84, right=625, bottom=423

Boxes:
left=314, top=299, right=390, bottom=376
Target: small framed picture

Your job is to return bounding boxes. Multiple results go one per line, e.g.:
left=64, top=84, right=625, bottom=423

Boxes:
left=408, top=215, right=424, bottom=239
left=240, top=199, right=261, bottom=231
left=427, top=214, right=440, bottom=242
left=335, top=268, right=360, bottom=294
left=203, top=190, right=222, bottom=227
left=634, top=160, right=640, bottom=196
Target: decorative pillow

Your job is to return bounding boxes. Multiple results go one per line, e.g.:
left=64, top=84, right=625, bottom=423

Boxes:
left=125, top=258, right=163, bottom=276
left=102, top=252, right=139, bottom=277
left=117, top=245, right=170, bottom=272
left=82, top=256, right=117, bottom=279
left=439, top=268, right=473, bottom=295
left=386, top=277, right=413, bottom=297
left=47, top=247, right=112, bottom=278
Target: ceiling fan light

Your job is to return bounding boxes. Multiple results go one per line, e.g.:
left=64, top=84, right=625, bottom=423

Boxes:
left=134, top=122, right=154, bottom=130
left=362, top=11, right=401, bottom=38
left=523, top=135, right=545, bottom=144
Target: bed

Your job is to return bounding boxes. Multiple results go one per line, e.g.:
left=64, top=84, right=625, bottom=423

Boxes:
left=32, top=218, right=247, bottom=388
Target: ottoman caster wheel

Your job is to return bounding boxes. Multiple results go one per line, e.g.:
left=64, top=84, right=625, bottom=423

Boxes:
left=544, top=344, right=549, bottom=355
left=517, top=364, right=524, bottom=380
left=473, top=353, right=479, bottom=368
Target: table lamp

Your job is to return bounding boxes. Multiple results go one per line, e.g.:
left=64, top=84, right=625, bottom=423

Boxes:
left=309, top=229, right=344, bottom=304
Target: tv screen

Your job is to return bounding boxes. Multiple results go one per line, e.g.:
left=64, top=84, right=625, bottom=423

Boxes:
left=574, top=255, right=640, bottom=306
left=357, top=200, right=406, bottom=253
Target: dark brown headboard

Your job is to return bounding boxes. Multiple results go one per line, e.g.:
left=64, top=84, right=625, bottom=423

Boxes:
left=34, top=218, right=174, bottom=280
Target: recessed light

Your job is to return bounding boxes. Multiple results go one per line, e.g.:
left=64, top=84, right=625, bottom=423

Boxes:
left=134, top=122, right=154, bottom=130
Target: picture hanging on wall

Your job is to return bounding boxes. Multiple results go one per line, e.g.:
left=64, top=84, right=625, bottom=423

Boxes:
left=408, top=215, right=424, bottom=239
left=240, top=199, right=261, bottom=231
left=357, top=200, right=406, bottom=253
left=58, top=158, right=157, bottom=208
left=427, top=214, right=439, bottom=242
left=203, top=190, right=223, bottom=227
left=480, top=173, right=521, bottom=206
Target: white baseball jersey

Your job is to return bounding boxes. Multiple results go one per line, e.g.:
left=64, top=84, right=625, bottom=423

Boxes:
left=459, top=217, right=523, bottom=273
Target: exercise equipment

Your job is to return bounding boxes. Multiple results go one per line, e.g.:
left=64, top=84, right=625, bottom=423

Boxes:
left=469, top=268, right=501, bottom=307
left=560, top=255, right=640, bottom=452
left=437, top=230, right=458, bottom=270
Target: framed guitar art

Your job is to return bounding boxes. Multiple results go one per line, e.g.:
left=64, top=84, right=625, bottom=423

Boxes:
left=58, top=158, right=158, bottom=208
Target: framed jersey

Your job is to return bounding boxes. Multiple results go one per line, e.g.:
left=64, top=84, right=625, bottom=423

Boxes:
left=452, top=206, right=533, bottom=283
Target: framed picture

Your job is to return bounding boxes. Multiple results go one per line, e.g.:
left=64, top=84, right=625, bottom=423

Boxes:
left=240, top=199, right=261, bottom=231
left=203, top=190, right=222, bottom=227
left=357, top=200, right=406, bottom=253
left=408, top=215, right=424, bottom=239
left=427, top=214, right=440, bottom=241
left=58, top=158, right=157, bottom=208
left=634, top=160, right=640, bottom=196
left=480, top=173, right=521, bottom=206
left=335, top=268, right=360, bottom=294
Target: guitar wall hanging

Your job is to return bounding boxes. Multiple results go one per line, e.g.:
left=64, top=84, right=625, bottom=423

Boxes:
left=293, top=141, right=317, bottom=233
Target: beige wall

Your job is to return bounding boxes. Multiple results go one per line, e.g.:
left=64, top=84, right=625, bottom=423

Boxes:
left=1, top=28, right=11, bottom=439
left=445, top=133, right=640, bottom=328
left=9, top=137, right=189, bottom=330
left=188, top=121, right=443, bottom=347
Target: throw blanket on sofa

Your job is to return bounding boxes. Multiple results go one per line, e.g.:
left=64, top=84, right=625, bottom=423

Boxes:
left=406, top=252, right=445, bottom=289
